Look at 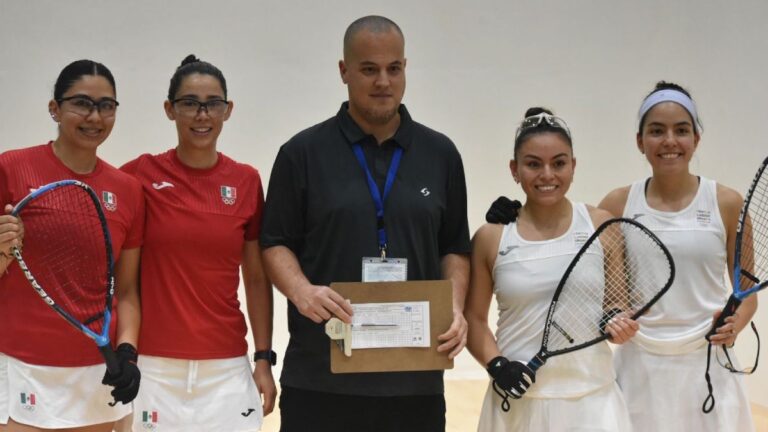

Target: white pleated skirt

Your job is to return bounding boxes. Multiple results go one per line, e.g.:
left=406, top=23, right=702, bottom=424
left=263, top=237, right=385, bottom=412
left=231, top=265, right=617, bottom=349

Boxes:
left=614, top=341, right=754, bottom=432
left=477, top=379, right=632, bottom=432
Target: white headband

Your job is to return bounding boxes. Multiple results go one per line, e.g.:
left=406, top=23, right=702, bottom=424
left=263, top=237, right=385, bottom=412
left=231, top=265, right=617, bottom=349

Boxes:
left=637, top=89, right=703, bottom=133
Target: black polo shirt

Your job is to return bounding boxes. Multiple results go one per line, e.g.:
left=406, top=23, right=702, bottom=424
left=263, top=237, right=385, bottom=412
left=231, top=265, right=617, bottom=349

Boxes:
left=261, top=102, right=470, bottom=396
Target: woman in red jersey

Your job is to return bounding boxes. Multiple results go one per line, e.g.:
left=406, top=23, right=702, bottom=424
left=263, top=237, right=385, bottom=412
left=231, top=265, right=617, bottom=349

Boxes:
left=0, top=60, right=144, bottom=431
left=120, top=55, right=275, bottom=432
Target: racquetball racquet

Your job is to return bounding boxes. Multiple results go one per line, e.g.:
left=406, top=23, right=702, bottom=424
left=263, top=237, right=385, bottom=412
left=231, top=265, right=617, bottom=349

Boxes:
left=494, top=218, right=675, bottom=408
left=708, top=155, right=768, bottom=336
left=10, top=179, right=120, bottom=376
left=702, top=156, right=768, bottom=413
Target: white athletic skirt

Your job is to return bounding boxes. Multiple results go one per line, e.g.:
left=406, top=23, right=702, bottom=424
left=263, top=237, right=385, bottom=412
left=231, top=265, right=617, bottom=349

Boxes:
left=0, top=352, right=131, bottom=428
left=477, top=380, right=632, bottom=432
left=614, top=341, right=754, bottom=432
left=130, top=355, right=263, bottom=432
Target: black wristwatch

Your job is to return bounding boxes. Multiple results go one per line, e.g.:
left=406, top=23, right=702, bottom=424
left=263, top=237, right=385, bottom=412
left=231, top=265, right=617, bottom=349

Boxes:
left=253, top=350, right=277, bottom=366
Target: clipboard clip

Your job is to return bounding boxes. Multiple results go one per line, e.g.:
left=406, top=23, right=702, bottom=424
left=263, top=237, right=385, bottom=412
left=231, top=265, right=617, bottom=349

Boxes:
left=325, top=318, right=352, bottom=357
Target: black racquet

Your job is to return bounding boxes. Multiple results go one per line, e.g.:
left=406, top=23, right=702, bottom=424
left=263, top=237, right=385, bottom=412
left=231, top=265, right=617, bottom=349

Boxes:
left=494, top=218, right=674, bottom=408
left=527, top=218, right=674, bottom=373
left=708, top=156, right=768, bottom=336
left=10, top=180, right=120, bottom=375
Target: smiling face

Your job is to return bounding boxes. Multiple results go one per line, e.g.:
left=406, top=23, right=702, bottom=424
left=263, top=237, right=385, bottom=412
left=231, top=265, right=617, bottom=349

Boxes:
left=637, top=101, right=700, bottom=175
left=48, top=75, right=116, bottom=152
left=511, top=132, right=576, bottom=207
left=164, top=73, right=232, bottom=151
left=339, top=28, right=406, bottom=131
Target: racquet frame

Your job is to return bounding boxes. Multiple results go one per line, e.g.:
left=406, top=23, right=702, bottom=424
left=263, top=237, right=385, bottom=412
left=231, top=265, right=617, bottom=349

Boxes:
left=10, top=179, right=119, bottom=373
left=708, top=156, right=768, bottom=337
left=529, top=217, right=675, bottom=371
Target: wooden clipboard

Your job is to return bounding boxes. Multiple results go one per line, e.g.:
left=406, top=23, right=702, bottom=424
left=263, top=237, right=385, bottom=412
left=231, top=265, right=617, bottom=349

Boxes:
left=328, top=279, right=454, bottom=373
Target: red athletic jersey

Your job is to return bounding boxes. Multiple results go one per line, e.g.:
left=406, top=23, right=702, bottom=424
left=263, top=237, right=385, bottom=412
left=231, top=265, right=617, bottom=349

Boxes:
left=121, top=149, right=263, bottom=359
left=0, top=143, right=145, bottom=366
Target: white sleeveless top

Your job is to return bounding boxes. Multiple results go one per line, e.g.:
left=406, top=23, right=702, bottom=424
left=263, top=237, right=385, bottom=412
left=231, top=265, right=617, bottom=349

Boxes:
left=493, top=202, right=615, bottom=398
left=624, top=177, right=729, bottom=354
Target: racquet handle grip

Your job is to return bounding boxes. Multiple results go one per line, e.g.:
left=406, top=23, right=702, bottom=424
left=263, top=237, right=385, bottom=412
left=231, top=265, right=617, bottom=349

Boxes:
left=706, top=295, right=742, bottom=340
left=99, top=344, right=121, bottom=375
left=527, top=355, right=545, bottom=373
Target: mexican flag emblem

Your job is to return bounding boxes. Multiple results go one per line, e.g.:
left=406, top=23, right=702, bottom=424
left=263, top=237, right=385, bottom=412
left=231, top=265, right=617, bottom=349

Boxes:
left=102, top=191, right=117, bottom=211
left=221, top=186, right=237, bottom=205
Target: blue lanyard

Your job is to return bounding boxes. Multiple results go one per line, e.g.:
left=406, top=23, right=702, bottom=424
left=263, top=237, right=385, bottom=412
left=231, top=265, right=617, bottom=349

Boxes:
left=351, top=143, right=403, bottom=258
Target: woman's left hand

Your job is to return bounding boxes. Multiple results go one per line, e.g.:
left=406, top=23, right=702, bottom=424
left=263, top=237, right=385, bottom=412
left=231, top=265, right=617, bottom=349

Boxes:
left=605, top=312, right=639, bottom=344
left=709, top=310, right=740, bottom=347
left=253, top=361, right=277, bottom=416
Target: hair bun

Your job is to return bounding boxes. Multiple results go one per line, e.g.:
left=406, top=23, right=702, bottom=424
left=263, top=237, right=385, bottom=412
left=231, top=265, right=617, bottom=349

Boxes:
left=524, top=107, right=553, bottom=118
left=179, top=54, right=199, bottom=69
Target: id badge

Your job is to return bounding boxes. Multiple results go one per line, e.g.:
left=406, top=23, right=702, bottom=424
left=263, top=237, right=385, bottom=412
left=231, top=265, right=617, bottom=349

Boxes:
left=362, top=257, right=408, bottom=282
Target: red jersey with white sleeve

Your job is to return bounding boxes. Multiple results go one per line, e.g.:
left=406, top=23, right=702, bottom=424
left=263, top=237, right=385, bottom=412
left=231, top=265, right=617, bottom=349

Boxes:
left=0, top=143, right=145, bottom=366
left=121, top=149, right=263, bottom=359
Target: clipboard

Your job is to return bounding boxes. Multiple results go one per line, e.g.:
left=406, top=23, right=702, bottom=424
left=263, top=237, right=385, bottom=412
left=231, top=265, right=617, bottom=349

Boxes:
left=328, top=279, right=454, bottom=373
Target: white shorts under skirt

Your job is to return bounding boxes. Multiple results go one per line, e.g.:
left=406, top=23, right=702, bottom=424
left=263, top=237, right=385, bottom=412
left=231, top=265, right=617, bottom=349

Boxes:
left=614, top=341, right=754, bottom=432
left=477, top=380, right=632, bottom=432
left=130, top=355, right=263, bottom=432
left=0, top=352, right=131, bottom=428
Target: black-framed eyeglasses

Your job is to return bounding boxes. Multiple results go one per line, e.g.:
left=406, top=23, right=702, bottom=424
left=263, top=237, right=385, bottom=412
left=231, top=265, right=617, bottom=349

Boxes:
left=171, top=98, right=229, bottom=118
left=515, top=113, right=571, bottom=140
left=57, top=96, right=119, bottom=118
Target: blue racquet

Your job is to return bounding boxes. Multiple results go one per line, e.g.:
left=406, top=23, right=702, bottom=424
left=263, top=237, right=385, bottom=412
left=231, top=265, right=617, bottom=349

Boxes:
left=707, top=156, right=768, bottom=337
left=702, top=156, right=768, bottom=413
left=11, top=179, right=120, bottom=375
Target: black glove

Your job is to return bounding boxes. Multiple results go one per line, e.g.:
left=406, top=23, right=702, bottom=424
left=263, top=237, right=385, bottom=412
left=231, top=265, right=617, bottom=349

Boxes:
left=102, top=343, right=141, bottom=405
left=486, top=356, right=536, bottom=411
left=485, top=197, right=522, bottom=224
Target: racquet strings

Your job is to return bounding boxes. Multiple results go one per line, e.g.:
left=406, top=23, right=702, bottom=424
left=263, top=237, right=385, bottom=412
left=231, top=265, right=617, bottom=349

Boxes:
left=739, top=165, right=768, bottom=294
left=702, top=161, right=768, bottom=413
left=545, top=220, right=673, bottom=354
left=17, top=184, right=110, bottom=334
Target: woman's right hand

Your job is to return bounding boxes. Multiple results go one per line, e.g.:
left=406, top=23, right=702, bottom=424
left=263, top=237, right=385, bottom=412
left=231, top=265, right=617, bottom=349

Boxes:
left=487, top=356, right=536, bottom=399
left=0, top=204, right=23, bottom=257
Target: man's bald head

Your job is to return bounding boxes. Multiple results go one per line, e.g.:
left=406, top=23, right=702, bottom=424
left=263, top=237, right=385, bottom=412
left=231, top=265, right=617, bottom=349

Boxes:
left=343, top=15, right=404, bottom=60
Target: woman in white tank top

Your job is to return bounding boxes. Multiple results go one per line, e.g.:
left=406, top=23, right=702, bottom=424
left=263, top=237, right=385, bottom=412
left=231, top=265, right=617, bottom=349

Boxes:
left=599, top=81, right=756, bottom=432
left=466, top=107, right=639, bottom=432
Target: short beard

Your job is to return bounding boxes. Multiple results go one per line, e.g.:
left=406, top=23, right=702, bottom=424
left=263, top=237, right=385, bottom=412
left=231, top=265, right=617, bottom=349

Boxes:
left=361, top=106, right=399, bottom=125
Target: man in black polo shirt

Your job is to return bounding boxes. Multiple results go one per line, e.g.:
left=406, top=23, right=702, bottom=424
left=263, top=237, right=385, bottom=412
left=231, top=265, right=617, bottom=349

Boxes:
left=261, top=15, right=470, bottom=432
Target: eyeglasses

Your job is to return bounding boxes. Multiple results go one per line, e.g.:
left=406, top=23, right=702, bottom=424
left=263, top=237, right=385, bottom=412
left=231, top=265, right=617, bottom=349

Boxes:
left=171, top=98, right=229, bottom=118
left=57, top=96, right=119, bottom=118
left=515, top=113, right=571, bottom=140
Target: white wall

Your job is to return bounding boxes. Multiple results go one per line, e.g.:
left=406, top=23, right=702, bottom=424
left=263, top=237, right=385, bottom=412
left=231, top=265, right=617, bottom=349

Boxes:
left=1, top=0, right=766, bottom=407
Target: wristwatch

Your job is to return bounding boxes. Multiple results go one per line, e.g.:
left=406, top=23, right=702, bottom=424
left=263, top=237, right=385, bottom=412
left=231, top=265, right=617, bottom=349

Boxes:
left=253, top=350, right=277, bottom=366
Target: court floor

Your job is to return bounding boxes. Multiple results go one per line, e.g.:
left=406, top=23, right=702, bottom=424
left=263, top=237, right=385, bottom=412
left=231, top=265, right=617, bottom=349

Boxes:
left=260, top=380, right=768, bottom=432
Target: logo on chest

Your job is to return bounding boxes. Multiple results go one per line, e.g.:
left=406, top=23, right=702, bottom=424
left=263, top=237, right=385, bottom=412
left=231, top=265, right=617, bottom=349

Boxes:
left=499, top=245, right=518, bottom=256
left=152, top=181, right=174, bottom=190
left=102, top=191, right=117, bottom=212
left=696, top=209, right=711, bottom=226
left=220, top=185, right=237, bottom=205
left=573, top=231, right=590, bottom=247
